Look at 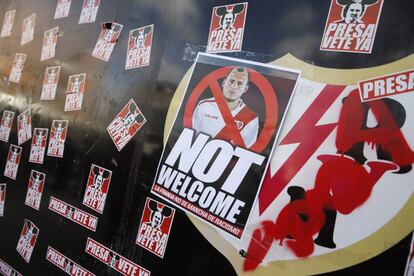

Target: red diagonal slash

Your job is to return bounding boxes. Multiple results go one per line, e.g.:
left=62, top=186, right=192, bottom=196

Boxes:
left=184, top=66, right=278, bottom=153
left=208, top=78, right=246, bottom=147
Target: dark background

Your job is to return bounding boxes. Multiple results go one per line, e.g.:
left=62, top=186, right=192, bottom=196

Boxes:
left=0, top=0, right=412, bottom=275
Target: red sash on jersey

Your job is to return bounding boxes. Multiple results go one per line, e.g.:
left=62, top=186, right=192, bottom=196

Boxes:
left=215, top=105, right=257, bottom=146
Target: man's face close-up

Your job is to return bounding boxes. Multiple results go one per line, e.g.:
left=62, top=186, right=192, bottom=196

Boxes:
left=222, top=70, right=248, bottom=102
left=346, top=3, right=363, bottom=22
left=222, top=13, right=234, bottom=29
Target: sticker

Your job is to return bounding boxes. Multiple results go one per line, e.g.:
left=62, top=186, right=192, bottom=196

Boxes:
left=29, top=128, right=48, bottom=164
left=4, top=144, right=22, bottom=180
left=107, top=99, right=146, bottom=151
left=41, top=26, right=59, bottom=61
left=46, top=246, right=95, bottom=276
left=206, top=2, right=248, bottom=53
left=48, top=196, right=98, bottom=231
left=79, top=0, right=101, bottom=24
left=64, top=73, right=86, bottom=111
left=16, top=219, right=39, bottom=263
left=0, top=10, right=16, bottom=38
left=21, top=13, right=36, bottom=46
left=0, top=110, right=14, bottom=142
left=135, top=198, right=175, bottom=258
left=0, top=184, right=6, bottom=217
left=358, top=68, right=414, bottom=102
left=92, top=22, right=123, bottom=61
left=47, top=120, right=68, bottom=158
left=41, top=66, right=61, bottom=100
left=85, top=238, right=150, bottom=276
left=320, top=0, right=384, bottom=54
left=54, top=0, right=72, bottom=19
left=0, top=258, right=22, bottom=276
left=125, top=24, right=153, bottom=69
left=17, top=108, right=32, bottom=145
left=25, top=170, right=46, bottom=211
left=82, top=164, right=112, bottom=214
left=152, top=53, right=300, bottom=239
left=9, top=53, right=27, bottom=83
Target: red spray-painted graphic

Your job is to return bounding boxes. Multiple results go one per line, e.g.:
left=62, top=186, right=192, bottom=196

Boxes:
left=243, top=87, right=414, bottom=271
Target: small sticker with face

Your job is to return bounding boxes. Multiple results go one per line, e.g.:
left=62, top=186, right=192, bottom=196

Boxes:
left=1, top=10, right=16, bottom=38
left=82, top=164, right=112, bottom=214
left=47, top=120, right=68, bottom=158
left=0, top=184, right=6, bottom=217
left=21, top=13, right=36, bottom=46
left=85, top=238, right=150, bottom=275
left=0, top=110, right=15, bottom=142
left=41, top=26, right=59, bottom=61
left=41, top=66, right=61, bottom=100
left=4, top=144, right=22, bottom=180
left=125, top=24, right=154, bottom=69
left=9, top=53, right=27, bottom=83
left=49, top=196, right=98, bottom=231
left=64, top=73, right=86, bottom=111
left=17, top=109, right=32, bottom=145
left=92, top=22, right=123, bottom=61
left=79, top=0, right=101, bottom=24
left=320, top=0, right=384, bottom=53
left=46, top=246, right=95, bottom=276
left=206, top=3, right=248, bottom=53
left=16, top=219, right=39, bottom=263
left=29, top=128, right=48, bottom=164
left=25, top=170, right=46, bottom=211
left=107, top=99, right=147, bottom=151
left=136, top=198, right=175, bottom=258
left=54, top=0, right=72, bottom=19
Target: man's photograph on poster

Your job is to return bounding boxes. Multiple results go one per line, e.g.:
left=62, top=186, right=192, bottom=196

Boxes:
left=151, top=53, right=300, bottom=238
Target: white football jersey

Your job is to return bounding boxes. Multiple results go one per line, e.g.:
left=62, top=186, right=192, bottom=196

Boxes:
left=192, top=97, right=258, bottom=148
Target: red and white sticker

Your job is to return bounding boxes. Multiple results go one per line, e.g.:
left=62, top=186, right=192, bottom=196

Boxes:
left=48, top=196, right=98, bottom=231
left=0, top=184, right=6, bottom=217
left=41, top=26, right=59, bottom=61
left=320, top=0, right=384, bottom=54
left=1, top=10, right=16, bottom=38
left=46, top=246, right=95, bottom=276
left=92, top=22, right=123, bottom=61
left=0, top=258, right=22, bottom=276
left=358, top=68, right=414, bottom=102
left=136, top=198, right=175, bottom=258
left=4, top=144, right=22, bottom=180
left=47, top=120, right=68, bottom=158
left=64, top=73, right=86, bottom=111
left=16, top=219, right=39, bottom=263
left=29, top=128, right=48, bottom=164
left=9, top=53, right=27, bottom=83
left=125, top=24, right=153, bottom=69
left=82, top=164, right=112, bottom=214
left=107, top=99, right=146, bottom=151
left=25, top=170, right=46, bottom=211
left=17, top=108, right=32, bottom=145
left=54, top=0, right=72, bottom=19
left=85, top=238, right=151, bottom=276
left=79, top=0, right=101, bottom=24
left=0, top=110, right=14, bottom=142
left=206, top=2, right=248, bottom=53
left=21, top=13, right=36, bottom=46
left=41, top=66, right=61, bottom=100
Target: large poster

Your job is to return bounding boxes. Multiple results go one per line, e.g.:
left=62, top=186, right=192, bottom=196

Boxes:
left=9, top=53, right=27, bottom=83
left=152, top=53, right=300, bottom=238
left=21, top=13, right=36, bottom=46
